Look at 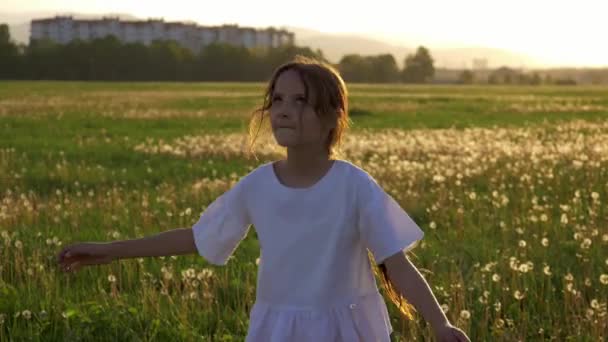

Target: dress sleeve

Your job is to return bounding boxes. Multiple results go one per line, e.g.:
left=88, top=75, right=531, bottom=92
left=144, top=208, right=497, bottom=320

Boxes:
left=357, top=172, right=424, bottom=265
left=191, top=177, right=251, bottom=266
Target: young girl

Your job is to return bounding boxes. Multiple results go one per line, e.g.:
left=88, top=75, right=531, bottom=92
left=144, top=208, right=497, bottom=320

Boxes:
left=57, top=56, right=471, bottom=342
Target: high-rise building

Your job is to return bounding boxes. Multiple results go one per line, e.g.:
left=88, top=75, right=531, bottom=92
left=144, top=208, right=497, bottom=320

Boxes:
left=30, top=16, right=295, bottom=53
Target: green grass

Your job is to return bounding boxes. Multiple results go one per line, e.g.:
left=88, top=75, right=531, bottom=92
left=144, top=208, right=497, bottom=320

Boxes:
left=1, top=81, right=607, bottom=341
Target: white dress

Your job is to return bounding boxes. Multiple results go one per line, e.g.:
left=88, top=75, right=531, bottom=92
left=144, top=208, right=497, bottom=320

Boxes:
left=192, top=159, right=425, bottom=341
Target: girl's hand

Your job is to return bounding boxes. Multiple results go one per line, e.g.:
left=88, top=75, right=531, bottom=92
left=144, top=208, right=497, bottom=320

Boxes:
left=434, top=322, right=471, bottom=342
left=57, top=242, right=115, bottom=273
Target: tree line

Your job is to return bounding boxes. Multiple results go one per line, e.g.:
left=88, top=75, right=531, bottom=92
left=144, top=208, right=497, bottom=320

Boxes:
left=0, top=23, right=436, bottom=83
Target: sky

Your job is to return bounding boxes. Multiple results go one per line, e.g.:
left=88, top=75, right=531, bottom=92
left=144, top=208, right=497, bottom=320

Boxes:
left=2, top=0, right=607, bottom=67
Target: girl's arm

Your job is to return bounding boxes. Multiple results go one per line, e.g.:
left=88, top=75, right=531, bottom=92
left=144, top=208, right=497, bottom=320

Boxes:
left=107, top=227, right=197, bottom=258
left=383, top=252, right=471, bottom=341
left=57, top=228, right=197, bottom=272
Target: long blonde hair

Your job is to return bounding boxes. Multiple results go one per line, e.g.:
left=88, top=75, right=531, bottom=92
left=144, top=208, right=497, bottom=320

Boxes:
left=247, top=55, right=350, bottom=159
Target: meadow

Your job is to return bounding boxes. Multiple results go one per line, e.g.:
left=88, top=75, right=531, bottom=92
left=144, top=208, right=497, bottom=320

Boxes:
left=0, top=81, right=607, bottom=341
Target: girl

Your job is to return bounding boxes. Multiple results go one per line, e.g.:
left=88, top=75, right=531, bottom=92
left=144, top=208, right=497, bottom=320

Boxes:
left=57, top=56, right=471, bottom=342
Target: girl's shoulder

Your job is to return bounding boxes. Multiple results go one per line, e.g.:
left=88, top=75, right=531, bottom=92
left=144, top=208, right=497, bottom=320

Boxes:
left=236, top=163, right=269, bottom=185
left=337, top=159, right=386, bottom=202
left=337, top=159, right=376, bottom=184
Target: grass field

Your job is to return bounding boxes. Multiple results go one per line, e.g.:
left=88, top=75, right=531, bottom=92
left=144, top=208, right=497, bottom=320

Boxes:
left=1, top=81, right=607, bottom=341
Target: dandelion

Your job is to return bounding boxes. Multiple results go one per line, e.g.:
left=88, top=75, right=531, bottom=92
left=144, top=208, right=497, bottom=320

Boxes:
left=518, top=240, right=526, bottom=248
left=602, top=234, right=608, bottom=242
left=543, top=265, right=552, bottom=276
left=429, top=221, right=437, bottom=229
left=591, top=192, right=599, bottom=200
left=441, top=304, right=449, bottom=313
left=468, top=192, right=477, bottom=200
left=22, top=310, right=32, bottom=320
left=14, top=240, right=23, bottom=249
left=580, top=238, right=592, bottom=249
left=560, top=213, right=568, bottom=224
left=108, top=274, right=117, bottom=283
left=514, top=290, right=525, bottom=300
left=459, top=310, right=471, bottom=320
left=492, top=274, right=501, bottom=282
left=39, top=310, right=48, bottom=320
left=189, top=291, right=198, bottom=300
left=541, top=237, right=549, bottom=247
left=564, top=273, right=574, bottom=282
left=494, top=301, right=501, bottom=312
left=591, top=299, right=600, bottom=309
left=540, top=214, right=548, bottom=222
left=600, top=274, right=608, bottom=285
left=518, top=263, right=530, bottom=273
left=182, top=268, right=196, bottom=279
left=255, top=257, right=261, bottom=266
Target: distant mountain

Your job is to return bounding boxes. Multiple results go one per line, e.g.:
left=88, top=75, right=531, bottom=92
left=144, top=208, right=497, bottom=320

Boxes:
left=288, top=26, right=544, bottom=69
left=2, top=11, right=543, bottom=68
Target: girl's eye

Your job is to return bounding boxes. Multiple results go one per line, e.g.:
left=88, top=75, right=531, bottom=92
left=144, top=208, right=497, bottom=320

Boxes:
left=295, top=97, right=307, bottom=104
left=271, top=96, right=282, bottom=102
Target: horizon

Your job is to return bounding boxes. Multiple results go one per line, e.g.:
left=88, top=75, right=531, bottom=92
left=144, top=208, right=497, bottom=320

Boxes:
left=1, top=0, right=607, bottom=68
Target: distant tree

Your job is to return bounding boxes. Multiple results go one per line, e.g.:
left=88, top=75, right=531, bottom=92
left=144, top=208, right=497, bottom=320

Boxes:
left=458, top=70, right=475, bottom=84
left=0, top=23, right=20, bottom=79
left=530, top=73, right=541, bottom=85
left=338, top=54, right=399, bottom=83
left=15, top=33, right=330, bottom=81
left=196, top=43, right=256, bottom=81
left=338, top=54, right=370, bottom=82
left=401, top=46, right=434, bottom=83
left=148, top=40, right=194, bottom=80
left=370, top=54, right=399, bottom=83
left=555, top=78, right=577, bottom=85
left=25, top=38, right=61, bottom=79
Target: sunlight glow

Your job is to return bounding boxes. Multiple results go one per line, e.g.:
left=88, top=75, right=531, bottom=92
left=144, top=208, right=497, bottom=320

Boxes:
left=2, top=0, right=606, bottom=67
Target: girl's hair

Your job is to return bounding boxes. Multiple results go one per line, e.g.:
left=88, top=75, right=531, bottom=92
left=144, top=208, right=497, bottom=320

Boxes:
left=247, top=55, right=350, bottom=159
left=248, top=55, right=417, bottom=321
left=375, top=254, right=417, bottom=320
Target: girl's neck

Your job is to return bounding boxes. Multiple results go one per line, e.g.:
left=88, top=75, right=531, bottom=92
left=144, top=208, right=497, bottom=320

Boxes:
left=284, top=146, right=331, bottom=175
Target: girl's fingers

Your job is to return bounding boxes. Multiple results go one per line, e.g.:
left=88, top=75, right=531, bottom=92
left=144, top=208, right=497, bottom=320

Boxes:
left=57, top=248, right=69, bottom=263
left=68, top=261, right=81, bottom=273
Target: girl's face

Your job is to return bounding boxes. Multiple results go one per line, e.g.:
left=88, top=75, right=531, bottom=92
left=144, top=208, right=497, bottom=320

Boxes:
left=269, top=69, right=333, bottom=151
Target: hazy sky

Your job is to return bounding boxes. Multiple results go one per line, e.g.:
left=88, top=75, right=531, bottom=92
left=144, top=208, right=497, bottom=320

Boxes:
left=2, top=0, right=607, bottom=67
